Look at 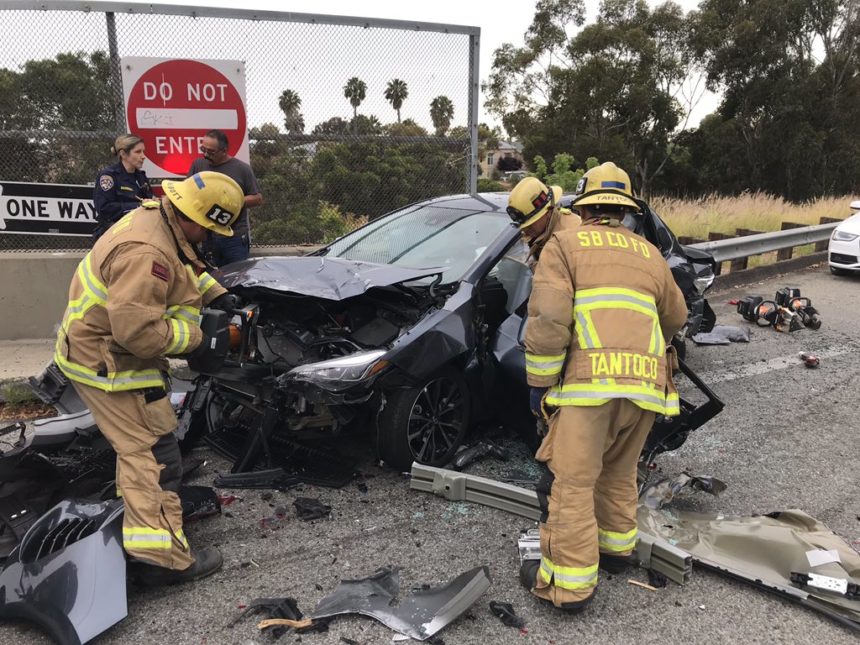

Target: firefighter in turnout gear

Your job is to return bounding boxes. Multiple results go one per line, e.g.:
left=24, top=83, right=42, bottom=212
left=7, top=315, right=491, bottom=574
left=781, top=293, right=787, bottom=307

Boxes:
left=520, top=162, right=688, bottom=612
left=54, top=171, right=244, bottom=584
left=507, top=177, right=580, bottom=265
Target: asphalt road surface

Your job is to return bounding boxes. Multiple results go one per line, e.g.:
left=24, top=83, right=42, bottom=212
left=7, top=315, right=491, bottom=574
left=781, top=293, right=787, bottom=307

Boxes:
left=2, top=264, right=859, bottom=644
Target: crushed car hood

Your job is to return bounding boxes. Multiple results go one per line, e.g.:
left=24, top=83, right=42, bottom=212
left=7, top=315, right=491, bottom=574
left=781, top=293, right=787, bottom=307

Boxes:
left=218, top=257, right=444, bottom=301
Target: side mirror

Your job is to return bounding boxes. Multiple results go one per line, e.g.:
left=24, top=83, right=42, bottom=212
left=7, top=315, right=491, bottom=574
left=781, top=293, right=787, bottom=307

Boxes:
left=849, top=200, right=860, bottom=212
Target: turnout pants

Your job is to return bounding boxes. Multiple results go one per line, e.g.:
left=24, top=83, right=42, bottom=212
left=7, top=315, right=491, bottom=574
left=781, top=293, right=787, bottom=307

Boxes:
left=74, top=382, right=194, bottom=570
left=530, top=399, right=655, bottom=607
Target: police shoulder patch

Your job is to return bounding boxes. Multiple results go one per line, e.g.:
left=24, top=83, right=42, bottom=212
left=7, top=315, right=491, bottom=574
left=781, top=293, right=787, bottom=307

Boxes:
left=151, top=262, right=170, bottom=282
left=99, top=174, right=114, bottom=191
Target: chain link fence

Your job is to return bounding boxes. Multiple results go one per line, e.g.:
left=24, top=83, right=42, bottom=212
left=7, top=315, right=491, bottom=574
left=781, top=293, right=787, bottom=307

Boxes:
left=0, top=2, right=479, bottom=251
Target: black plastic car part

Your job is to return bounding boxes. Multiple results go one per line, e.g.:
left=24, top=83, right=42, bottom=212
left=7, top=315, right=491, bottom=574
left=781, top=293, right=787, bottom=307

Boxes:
left=0, top=499, right=126, bottom=645
left=312, top=565, right=491, bottom=641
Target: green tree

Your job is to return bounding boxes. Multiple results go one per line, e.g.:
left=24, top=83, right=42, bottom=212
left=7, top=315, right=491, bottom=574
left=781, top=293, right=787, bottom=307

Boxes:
left=0, top=51, right=116, bottom=184
left=312, top=117, right=350, bottom=136
left=384, top=78, right=409, bottom=123
left=343, top=77, right=367, bottom=118
left=680, top=0, right=860, bottom=199
left=351, top=114, right=383, bottom=135
left=278, top=89, right=305, bottom=135
left=430, top=95, right=455, bottom=136
left=386, top=118, right=428, bottom=137
left=486, top=0, right=700, bottom=197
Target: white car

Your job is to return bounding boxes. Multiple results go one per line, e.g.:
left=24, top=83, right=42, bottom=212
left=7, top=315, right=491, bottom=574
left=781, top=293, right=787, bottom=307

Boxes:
left=829, top=200, right=860, bottom=275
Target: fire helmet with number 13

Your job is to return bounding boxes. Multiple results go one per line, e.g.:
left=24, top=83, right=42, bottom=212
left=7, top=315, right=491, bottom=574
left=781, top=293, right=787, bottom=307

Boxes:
left=162, top=171, right=244, bottom=237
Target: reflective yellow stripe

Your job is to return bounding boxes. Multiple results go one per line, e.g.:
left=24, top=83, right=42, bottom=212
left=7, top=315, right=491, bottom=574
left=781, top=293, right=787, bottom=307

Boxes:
left=164, top=304, right=201, bottom=325
left=54, top=349, right=164, bottom=392
left=123, top=527, right=172, bottom=550
left=165, top=318, right=192, bottom=354
left=575, top=287, right=657, bottom=311
left=110, top=213, right=134, bottom=236
left=573, top=287, right=665, bottom=356
left=539, top=556, right=598, bottom=590
left=525, top=352, right=566, bottom=376
left=176, top=529, right=189, bottom=549
left=598, top=527, right=638, bottom=553
left=197, top=271, right=217, bottom=295
left=77, top=253, right=107, bottom=303
left=546, top=383, right=680, bottom=416
left=573, top=309, right=602, bottom=350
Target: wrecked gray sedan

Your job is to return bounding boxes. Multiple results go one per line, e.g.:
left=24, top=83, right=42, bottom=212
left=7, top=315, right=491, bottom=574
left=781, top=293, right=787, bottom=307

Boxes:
left=183, top=193, right=721, bottom=475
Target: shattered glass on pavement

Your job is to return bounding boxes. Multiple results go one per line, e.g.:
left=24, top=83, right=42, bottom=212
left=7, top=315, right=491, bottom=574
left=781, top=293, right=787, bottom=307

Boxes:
left=640, top=471, right=727, bottom=510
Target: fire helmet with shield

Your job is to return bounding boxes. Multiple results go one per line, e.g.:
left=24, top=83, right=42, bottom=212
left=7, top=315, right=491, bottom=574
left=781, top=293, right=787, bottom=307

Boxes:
left=162, top=171, right=244, bottom=237
left=507, top=177, right=563, bottom=229
left=571, top=162, right=638, bottom=211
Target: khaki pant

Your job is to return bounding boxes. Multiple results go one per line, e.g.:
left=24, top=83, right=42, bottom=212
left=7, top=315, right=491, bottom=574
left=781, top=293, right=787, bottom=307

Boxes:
left=74, top=383, right=194, bottom=570
left=530, top=399, right=654, bottom=607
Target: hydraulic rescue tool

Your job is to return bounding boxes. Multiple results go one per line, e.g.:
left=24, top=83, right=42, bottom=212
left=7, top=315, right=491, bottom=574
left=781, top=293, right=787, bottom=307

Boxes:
left=736, top=287, right=822, bottom=333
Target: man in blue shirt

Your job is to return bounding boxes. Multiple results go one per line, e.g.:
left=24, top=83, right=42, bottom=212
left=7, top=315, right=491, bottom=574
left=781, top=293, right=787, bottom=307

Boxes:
left=188, top=129, right=263, bottom=266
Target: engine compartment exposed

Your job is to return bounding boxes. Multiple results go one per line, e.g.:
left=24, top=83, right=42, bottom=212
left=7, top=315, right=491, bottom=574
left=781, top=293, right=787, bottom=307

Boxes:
left=232, top=285, right=440, bottom=370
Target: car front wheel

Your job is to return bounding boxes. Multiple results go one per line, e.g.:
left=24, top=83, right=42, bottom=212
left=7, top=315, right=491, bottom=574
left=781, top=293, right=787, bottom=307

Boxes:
left=376, top=367, right=470, bottom=470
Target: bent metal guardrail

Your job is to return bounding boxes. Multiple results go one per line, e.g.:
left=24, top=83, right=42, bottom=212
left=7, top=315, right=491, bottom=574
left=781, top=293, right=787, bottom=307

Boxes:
left=687, top=222, right=838, bottom=263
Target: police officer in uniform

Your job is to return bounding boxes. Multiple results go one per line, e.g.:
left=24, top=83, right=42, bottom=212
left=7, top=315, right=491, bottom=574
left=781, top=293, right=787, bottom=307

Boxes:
left=56, top=171, right=244, bottom=585
left=506, top=177, right=580, bottom=266
left=520, top=162, right=688, bottom=613
left=93, top=134, right=154, bottom=241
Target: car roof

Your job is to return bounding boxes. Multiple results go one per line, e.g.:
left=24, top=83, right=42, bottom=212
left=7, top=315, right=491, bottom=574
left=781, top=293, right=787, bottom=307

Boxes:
left=420, top=191, right=579, bottom=212
left=421, top=193, right=509, bottom=211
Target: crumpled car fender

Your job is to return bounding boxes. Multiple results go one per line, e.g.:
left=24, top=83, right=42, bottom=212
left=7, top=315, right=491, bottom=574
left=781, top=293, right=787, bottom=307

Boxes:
left=0, top=499, right=126, bottom=645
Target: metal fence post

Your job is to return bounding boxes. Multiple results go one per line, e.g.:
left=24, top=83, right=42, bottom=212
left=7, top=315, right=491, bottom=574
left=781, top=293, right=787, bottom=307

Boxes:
left=816, top=217, right=840, bottom=252
left=776, top=222, right=803, bottom=260
left=467, top=32, right=480, bottom=195
left=707, top=231, right=729, bottom=274
left=105, top=11, right=125, bottom=133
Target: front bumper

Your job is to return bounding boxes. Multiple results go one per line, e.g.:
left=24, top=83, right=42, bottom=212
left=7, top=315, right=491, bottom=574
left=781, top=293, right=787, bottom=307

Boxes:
left=828, top=237, right=860, bottom=271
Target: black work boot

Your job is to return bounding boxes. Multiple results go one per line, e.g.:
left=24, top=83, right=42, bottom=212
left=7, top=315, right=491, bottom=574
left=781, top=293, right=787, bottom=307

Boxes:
left=132, top=546, right=223, bottom=586
left=559, top=587, right=596, bottom=614
left=598, top=552, right=637, bottom=574
left=519, top=559, right=540, bottom=591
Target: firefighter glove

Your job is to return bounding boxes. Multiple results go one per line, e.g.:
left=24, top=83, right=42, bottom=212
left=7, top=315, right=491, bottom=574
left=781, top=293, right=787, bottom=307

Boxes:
left=529, top=387, right=549, bottom=418
left=209, top=292, right=242, bottom=312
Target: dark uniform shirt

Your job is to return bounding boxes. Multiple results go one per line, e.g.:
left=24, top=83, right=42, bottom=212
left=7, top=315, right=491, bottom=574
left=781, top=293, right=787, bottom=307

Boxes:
left=93, top=162, right=153, bottom=240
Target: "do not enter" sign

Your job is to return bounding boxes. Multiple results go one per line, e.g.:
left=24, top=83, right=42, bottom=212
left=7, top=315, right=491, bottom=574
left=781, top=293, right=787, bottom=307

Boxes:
left=121, top=57, right=249, bottom=177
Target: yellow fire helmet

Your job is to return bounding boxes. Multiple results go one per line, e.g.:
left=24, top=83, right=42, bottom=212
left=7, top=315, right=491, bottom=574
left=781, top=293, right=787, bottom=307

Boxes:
left=162, top=171, right=244, bottom=237
left=507, top=177, right=563, bottom=229
left=571, top=162, right=638, bottom=210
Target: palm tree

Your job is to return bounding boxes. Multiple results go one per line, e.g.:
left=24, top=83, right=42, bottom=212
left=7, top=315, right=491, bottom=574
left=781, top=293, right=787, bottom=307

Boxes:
left=384, top=79, right=409, bottom=123
left=343, top=77, right=367, bottom=118
left=278, top=89, right=304, bottom=134
left=429, top=95, right=454, bottom=136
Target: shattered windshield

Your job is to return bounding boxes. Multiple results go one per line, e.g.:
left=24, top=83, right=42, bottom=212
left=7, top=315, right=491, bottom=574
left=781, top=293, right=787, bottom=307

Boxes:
left=324, top=205, right=511, bottom=283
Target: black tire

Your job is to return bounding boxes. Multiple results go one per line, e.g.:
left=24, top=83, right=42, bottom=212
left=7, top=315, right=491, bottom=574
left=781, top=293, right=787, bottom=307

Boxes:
left=377, top=367, right=471, bottom=470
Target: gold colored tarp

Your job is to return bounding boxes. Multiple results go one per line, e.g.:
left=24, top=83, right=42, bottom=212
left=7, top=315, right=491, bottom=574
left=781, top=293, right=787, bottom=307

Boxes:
left=639, top=507, right=860, bottom=629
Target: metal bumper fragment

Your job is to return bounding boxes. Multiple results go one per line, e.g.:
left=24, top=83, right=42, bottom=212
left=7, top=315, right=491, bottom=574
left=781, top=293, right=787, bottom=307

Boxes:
left=410, top=463, right=692, bottom=585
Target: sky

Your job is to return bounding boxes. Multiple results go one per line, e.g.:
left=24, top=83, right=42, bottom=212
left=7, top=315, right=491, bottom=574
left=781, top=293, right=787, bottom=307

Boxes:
left=21, top=0, right=719, bottom=133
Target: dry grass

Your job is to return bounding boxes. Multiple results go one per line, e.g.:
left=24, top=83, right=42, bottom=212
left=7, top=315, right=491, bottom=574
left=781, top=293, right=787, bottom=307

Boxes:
left=651, top=192, right=857, bottom=240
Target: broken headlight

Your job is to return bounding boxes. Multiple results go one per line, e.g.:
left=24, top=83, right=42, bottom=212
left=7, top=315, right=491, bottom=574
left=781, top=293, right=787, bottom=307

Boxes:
left=287, top=350, right=389, bottom=392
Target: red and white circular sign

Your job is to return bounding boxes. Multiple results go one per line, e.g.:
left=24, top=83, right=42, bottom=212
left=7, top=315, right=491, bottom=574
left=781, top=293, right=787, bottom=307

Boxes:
left=123, top=58, right=248, bottom=176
